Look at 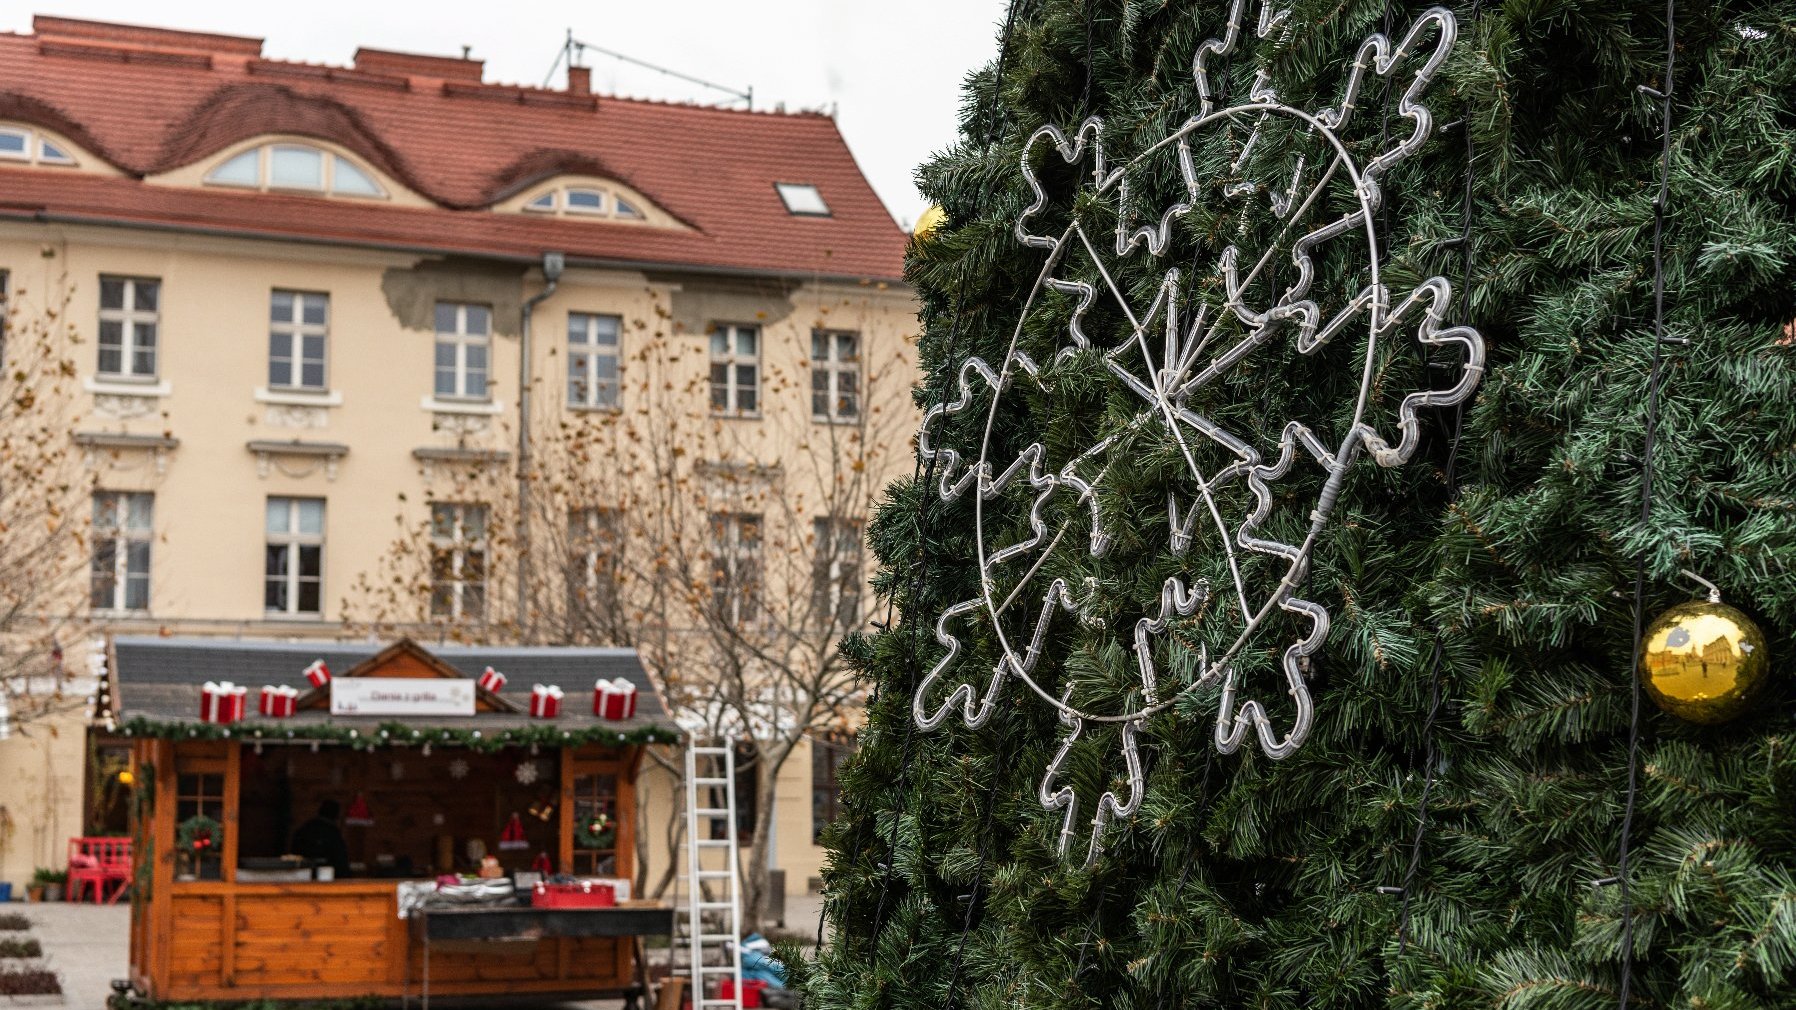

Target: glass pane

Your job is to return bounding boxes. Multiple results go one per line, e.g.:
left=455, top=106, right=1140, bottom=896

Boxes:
left=738, top=385, right=756, bottom=414
left=90, top=541, right=116, bottom=607
left=736, top=363, right=755, bottom=388
left=434, top=303, right=458, bottom=333
left=595, top=355, right=617, bottom=379
left=301, top=295, right=327, bottom=326
left=268, top=357, right=291, bottom=387
left=838, top=333, right=858, bottom=359
left=264, top=576, right=286, bottom=612
left=736, top=328, right=756, bottom=356
left=429, top=582, right=453, bottom=616
left=566, top=189, right=603, bottom=211
left=271, top=290, right=294, bottom=323
left=266, top=498, right=290, bottom=534
left=463, top=508, right=486, bottom=539
left=435, top=368, right=456, bottom=397
left=0, top=130, right=26, bottom=156
left=331, top=156, right=381, bottom=196
left=270, top=145, right=324, bottom=189
left=92, top=494, right=115, bottom=528
left=812, top=331, right=826, bottom=360
left=298, top=544, right=322, bottom=578
left=466, top=344, right=487, bottom=371
left=98, top=319, right=123, bottom=349
left=300, top=362, right=325, bottom=388
left=594, top=315, right=619, bottom=344
left=568, top=354, right=589, bottom=402
left=615, top=198, right=641, bottom=219
left=595, top=381, right=617, bottom=408
left=133, top=281, right=157, bottom=312
left=135, top=322, right=157, bottom=349
left=568, top=315, right=588, bottom=345
left=100, top=278, right=124, bottom=311
left=297, top=500, right=324, bottom=535
left=434, top=340, right=456, bottom=367
left=463, top=581, right=485, bottom=619
left=465, top=306, right=490, bottom=335
left=776, top=183, right=828, bottom=215
left=127, top=540, right=151, bottom=576
left=429, top=504, right=455, bottom=539
left=265, top=544, right=289, bottom=578
left=207, top=149, right=259, bottom=186
left=39, top=139, right=70, bottom=163
left=126, top=494, right=152, bottom=530
left=97, top=348, right=121, bottom=375
left=297, top=580, right=321, bottom=614
left=711, top=381, right=728, bottom=411
left=465, top=369, right=487, bottom=398
left=301, top=334, right=325, bottom=362
left=125, top=574, right=149, bottom=612
left=710, top=329, right=727, bottom=356
left=526, top=192, right=555, bottom=211
left=132, top=347, right=155, bottom=377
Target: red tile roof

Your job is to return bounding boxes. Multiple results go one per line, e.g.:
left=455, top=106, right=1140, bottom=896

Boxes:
left=0, top=16, right=909, bottom=281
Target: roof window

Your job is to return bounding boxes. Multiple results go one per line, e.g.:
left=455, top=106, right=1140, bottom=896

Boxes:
left=775, top=182, right=829, bottom=216
left=0, top=124, right=79, bottom=167
left=517, top=183, right=649, bottom=222
left=203, top=142, right=388, bottom=199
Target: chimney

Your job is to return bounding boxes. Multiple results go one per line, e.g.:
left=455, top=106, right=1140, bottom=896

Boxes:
left=567, top=65, right=590, bottom=95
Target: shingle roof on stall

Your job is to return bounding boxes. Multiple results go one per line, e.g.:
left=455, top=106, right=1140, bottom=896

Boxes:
left=105, top=635, right=676, bottom=737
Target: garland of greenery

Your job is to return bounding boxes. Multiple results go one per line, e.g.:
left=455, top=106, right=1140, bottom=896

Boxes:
left=118, top=717, right=679, bottom=752
left=176, top=814, right=222, bottom=856
left=574, top=810, right=615, bottom=850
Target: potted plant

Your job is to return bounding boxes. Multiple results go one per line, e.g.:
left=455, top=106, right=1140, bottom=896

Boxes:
left=26, top=872, right=61, bottom=904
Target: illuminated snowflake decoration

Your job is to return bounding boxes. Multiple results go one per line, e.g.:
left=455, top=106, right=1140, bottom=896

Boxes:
left=449, top=758, right=470, bottom=781
left=515, top=760, right=541, bottom=786
left=913, top=0, right=1485, bottom=866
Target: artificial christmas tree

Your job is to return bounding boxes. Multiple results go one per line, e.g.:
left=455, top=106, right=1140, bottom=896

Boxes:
left=805, top=1, right=1796, bottom=1008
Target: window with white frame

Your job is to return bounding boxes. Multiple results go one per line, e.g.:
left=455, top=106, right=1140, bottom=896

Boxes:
left=520, top=185, right=647, bottom=220
left=775, top=182, right=830, bottom=216
left=567, top=312, right=621, bottom=409
left=434, top=302, right=491, bottom=400
left=811, top=329, right=860, bottom=421
left=568, top=507, right=623, bottom=611
left=709, top=512, right=762, bottom=625
left=265, top=498, right=324, bottom=616
left=269, top=291, right=328, bottom=391
left=0, top=124, right=75, bottom=167
left=709, top=324, right=759, bottom=416
left=430, top=503, right=488, bottom=620
left=91, top=491, right=152, bottom=612
left=97, top=276, right=159, bottom=379
left=812, top=516, right=863, bottom=628
left=203, top=142, right=385, bottom=198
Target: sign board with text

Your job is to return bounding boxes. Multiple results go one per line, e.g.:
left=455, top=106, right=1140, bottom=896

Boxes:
left=330, top=677, right=476, bottom=717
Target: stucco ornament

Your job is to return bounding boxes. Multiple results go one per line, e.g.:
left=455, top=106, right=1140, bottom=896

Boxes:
left=912, top=0, right=1484, bottom=866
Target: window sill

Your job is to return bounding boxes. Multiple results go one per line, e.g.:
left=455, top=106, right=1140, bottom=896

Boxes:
left=262, top=612, right=326, bottom=622
left=85, top=376, right=171, bottom=397
left=568, top=403, right=624, bottom=415
left=811, top=414, right=862, bottom=426
left=256, top=387, right=342, bottom=408
left=710, top=411, right=762, bottom=421
left=421, top=396, right=504, bottom=416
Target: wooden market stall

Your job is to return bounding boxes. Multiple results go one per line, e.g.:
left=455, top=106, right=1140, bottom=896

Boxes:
left=98, top=636, right=679, bottom=1005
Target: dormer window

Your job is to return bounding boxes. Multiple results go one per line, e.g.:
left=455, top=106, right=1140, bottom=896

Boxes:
left=516, top=183, right=652, bottom=222
left=0, top=125, right=78, bottom=167
left=776, top=182, right=829, bottom=216
left=204, top=142, right=388, bottom=199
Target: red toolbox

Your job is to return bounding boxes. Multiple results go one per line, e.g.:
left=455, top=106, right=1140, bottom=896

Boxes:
left=531, top=880, right=616, bottom=908
left=718, top=978, right=769, bottom=1008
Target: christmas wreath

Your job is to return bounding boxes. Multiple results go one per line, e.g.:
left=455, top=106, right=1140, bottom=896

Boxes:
left=177, top=814, right=223, bottom=855
left=575, top=810, right=614, bottom=850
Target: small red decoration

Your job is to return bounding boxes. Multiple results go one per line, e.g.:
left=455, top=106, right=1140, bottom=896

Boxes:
left=258, top=685, right=299, bottom=718
left=594, top=678, right=637, bottom=720
left=529, top=684, right=563, bottom=718
left=477, top=666, right=508, bottom=693
left=531, top=851, right=553, bottom=875
left=344, top=793, right=373, bottom=827
left=200, top=681, right=247, bottom=724
left=498, top=812, right=529, bottom=851
left=304, top=659, right=331, bottom=689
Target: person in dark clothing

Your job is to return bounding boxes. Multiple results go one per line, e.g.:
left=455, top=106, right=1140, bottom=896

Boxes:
left=290, top=800, right=350, bottom=878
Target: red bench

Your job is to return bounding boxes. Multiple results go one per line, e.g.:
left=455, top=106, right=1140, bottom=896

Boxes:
left=68, top=837, right=131, bottom=904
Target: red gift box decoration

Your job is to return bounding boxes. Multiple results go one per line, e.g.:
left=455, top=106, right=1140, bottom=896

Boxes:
left=345, top=793, right=373, bottom=827
left=199, top=681, right=247, bottom=724
left=258, top=684, right=299, bottom=718
left=529, top=684, right=563, bottom=719
left=477, top=666, right=508, bottom=693
left=304, top=659, right=331, bottom=689
left=498, top=812, right=529, bottom=851
left=593, top=678, right=637, bottom=720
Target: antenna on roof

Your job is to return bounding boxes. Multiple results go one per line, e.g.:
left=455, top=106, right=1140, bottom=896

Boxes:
left=541, top=28, right=753, bottom=109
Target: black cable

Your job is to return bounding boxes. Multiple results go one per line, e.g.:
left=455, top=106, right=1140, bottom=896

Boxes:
left=1393, top=0, right=1482, bottom=957
left=1617, top=0, right=1677, bottom=1003
left=941, top=767, right=1006, bottom=1008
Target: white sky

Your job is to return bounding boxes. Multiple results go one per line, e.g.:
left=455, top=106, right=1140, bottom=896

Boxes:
left=7, top=1, right=1011, bottom=227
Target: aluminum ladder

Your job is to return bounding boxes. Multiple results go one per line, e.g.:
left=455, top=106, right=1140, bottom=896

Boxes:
left=675, top=742, right=743, bottom=1010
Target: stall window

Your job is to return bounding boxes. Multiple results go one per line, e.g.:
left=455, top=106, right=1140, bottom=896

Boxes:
left=571, top=770, right=619, bottom=876
left=175, top=770, right=226, bottom=880
left=811, top=735, right=855, bottom=844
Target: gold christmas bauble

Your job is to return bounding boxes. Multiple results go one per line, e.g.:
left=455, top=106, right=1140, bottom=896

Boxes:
left=912, top=204, right=947, bottom=242
left=1639, top=599, right=1770, bottom=724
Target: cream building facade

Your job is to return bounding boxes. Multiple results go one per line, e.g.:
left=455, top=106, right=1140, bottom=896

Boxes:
left=0, top=15, right=913, bottom=913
